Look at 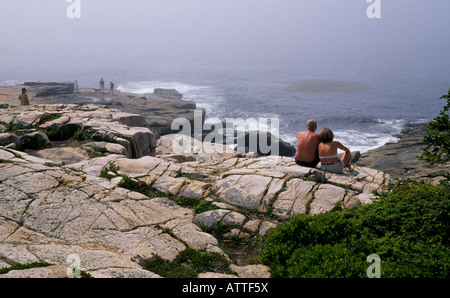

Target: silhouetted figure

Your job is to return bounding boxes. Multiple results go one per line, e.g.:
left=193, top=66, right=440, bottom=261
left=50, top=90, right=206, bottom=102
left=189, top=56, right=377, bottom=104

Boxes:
left=18, top=88, right=30, bottom=106
left=99, top=78, right=105, bottom=92
left=109, top=81, right=115, bottom=95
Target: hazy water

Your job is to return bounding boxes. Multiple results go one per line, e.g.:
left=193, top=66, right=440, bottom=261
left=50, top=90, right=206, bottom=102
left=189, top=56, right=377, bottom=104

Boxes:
left=1, top=36, right=449, bottom=153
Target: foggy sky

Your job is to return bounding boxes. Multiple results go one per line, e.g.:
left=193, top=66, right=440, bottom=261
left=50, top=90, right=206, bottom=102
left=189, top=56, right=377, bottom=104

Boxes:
left=1, top=0, right=450, bottom=70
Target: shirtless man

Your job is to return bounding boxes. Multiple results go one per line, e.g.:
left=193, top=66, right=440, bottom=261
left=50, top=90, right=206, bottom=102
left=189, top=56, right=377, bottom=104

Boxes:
left=295, top=119, right=321, bottom=168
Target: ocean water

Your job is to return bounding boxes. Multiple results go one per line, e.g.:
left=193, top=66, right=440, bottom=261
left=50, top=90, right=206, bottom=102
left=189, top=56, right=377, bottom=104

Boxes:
left=1, top=44, right=449, bottom=153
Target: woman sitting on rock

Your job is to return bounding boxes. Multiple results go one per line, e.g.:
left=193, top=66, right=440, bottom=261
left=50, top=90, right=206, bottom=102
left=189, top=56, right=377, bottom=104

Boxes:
left=318, top=127, right=353, bottom=174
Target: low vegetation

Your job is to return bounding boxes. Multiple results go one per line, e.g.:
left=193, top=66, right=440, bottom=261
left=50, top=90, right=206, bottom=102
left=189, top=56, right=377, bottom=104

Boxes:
left=100, top=162, right=219, bottom=214
left=261, top=179, right=449, bottom=278
left=141, top=248, right=232, bottom=278
left=419, top=89, right=450, bottom=164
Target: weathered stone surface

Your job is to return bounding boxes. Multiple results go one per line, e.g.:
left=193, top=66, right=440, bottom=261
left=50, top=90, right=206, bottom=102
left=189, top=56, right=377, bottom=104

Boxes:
left=357, top=123, right=449, bottom=182
left=0, top=133, right=22, bottom=150
left=273, top=179, right=316, bottom=218
left=157, top=134, right=238, bottom=163
left=0, top=101, right=396, bottom=278
left=217, top=175, right=273, bottom=210
left=230, top=264, right=271, bottom=278
left=0, top=104, right=157, bottom=160
left=243, top=220, right=261, bottom=234
left=309, top=184, right=347, bottom=215
left=20, top=129, right=52, bottom=150
left=0, top=265, right=68, bottom=278
left=162, top=220, right=225, bottom=256
left=24, top=82, right=74, bottom=97
left=221, top=212, right=247, bottom=227
left=89, top=268, right=161, bottom=278
left=82, top=141, right=127, bottom=156
left=259, top=221, right=278, bottom=236
left=153, top=88, right=183, bottom=100
left=198, top=272, right=238, bottom=278
left=194, top=209, right=230, bottom=227
left=26, top=147, right=89, bottom=165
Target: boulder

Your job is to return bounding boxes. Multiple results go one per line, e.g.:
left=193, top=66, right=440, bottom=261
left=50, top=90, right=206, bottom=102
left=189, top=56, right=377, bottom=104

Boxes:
left=24, top=82, right=75, bottom=97
left=82, top=141, right=128, bottom=156
left=153, top=88, right=183, bottom=100
left=357, top=123, right=450, bottom=181
left=20, top=129, right=51, bottom=150
left=0, top=133, right=22, bottom=150
left=236, top=131, right=296, bottom=157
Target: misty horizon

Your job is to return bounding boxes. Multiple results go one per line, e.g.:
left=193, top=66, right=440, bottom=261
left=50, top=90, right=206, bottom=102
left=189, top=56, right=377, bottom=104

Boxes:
left=1, top=0, right=449, bottom=79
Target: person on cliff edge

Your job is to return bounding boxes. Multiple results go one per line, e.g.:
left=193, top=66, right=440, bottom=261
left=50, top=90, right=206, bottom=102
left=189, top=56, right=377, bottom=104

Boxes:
left=295, top=119, right=321, bottom=168
left=109, top=81, right=115, bottom=95
left=99, top=78, right=105, bottom=93
left=18, top=88, right=30, bottom=106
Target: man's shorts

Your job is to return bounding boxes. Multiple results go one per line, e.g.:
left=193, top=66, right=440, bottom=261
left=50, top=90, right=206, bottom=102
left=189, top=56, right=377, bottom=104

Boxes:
left=320, top=160, right=344, bottom=174
left=295, top=156, right=320, bottom=168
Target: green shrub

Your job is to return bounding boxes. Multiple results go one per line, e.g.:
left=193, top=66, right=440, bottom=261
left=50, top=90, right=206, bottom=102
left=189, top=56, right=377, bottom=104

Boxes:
left=262, top=179, right=450, bottom=278
left=42, top=124, right=79, bottom=141
left=73, top=127, right=93, bottom=141
left=419, top=89, right=450, bottom=164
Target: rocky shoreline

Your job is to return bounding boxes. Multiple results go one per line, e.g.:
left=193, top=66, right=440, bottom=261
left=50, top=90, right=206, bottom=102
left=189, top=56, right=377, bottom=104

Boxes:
left=0, top=82, right=447, bottom=278
left=356, top=122, right=449, bottom=183
left=0, top=101, right=391, bottom=278
left=0, top=82, right=297, bottom=156
left=0, top=82, right=202, bottom=137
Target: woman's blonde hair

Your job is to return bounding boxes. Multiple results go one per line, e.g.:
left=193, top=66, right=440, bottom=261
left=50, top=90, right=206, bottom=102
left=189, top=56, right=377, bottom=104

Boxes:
left=319, top=127, right=334, bottom=143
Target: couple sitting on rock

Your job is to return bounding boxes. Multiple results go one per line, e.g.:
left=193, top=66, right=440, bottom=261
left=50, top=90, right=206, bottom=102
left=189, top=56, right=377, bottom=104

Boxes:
left=295, top=119, right=353, bottom=174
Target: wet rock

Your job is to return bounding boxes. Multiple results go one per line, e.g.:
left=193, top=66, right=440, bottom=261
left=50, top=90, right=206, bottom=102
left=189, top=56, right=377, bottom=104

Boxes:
left=24, top=82, right=74, bottom=97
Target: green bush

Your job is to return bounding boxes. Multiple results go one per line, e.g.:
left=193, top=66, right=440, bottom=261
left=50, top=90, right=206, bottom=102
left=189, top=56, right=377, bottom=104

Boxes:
left=262, top=179, right=450, bottom=278
left=73, top=127, right=93, bottom=141
left=419, top=89, right=450, bottom=164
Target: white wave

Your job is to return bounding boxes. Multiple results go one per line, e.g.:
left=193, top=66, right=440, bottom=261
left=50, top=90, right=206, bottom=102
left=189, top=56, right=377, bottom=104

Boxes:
left=0, top=80, right=23, bottom=86
left=410, top=119, right=430, bottom=124
left=117, top=80, right=211, bottom=95
left=376, top=118, right=407, bottom=134
left=117, top=80, right=226, bottom=117
left=280, top=134, right=298, bottom=146
left=334, top=129, right=399, bottom=153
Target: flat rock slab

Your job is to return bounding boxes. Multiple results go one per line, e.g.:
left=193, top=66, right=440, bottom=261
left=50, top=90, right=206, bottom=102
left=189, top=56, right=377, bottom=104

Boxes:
left=217, top=175, right=273, bottom=210
left=0, top=153, right=229, bottom=278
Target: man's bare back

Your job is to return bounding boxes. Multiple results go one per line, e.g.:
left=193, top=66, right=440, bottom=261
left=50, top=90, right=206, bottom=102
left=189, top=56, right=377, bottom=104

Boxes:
left=295, top=119, right=321, bottom=168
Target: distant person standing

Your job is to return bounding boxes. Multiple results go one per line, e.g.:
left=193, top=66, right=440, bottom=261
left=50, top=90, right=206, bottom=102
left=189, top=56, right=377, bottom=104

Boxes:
left=74, top=80, right=79, bottom=93
left=109, top=81, right=115, bottom=95
left=99, top=78, right=105, bottom=92
left=18, top=88, right=30, bottom=106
